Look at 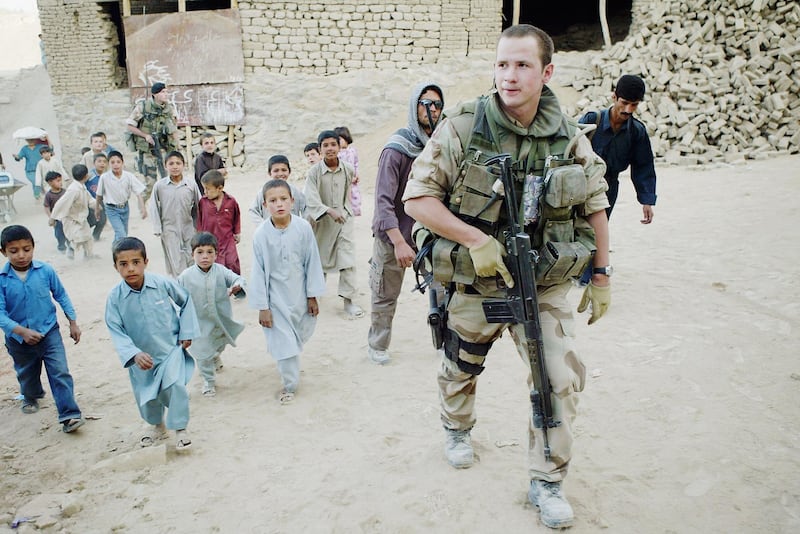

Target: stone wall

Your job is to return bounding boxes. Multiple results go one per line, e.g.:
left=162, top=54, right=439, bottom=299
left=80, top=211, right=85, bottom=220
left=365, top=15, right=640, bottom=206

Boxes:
left=37, top=0, right=123, bottom=95
left=238, top=1, right=499, bottom=75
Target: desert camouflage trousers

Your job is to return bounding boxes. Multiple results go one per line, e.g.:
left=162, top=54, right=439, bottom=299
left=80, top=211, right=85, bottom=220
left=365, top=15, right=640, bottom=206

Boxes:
left=136, top=151, right=163, bottom=203
left=438, top=280, right=585, bottom=482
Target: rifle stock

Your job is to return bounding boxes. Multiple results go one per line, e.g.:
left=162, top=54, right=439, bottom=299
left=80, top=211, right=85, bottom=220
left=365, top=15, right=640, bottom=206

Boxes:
left=151, top=134, right=166, bottom=179
left=480, top=154, right=560, bottom=461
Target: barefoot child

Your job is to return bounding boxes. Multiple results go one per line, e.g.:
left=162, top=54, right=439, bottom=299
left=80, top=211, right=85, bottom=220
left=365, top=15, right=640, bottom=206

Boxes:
left=50, top=164, right=95, bottom=260
left=148, top=151, right=200, bottom=277
left=105, top=237, right=199, bottom=450
left=197, top=170, right=242, bottom=274
left=178, top=232, right=245, bottom=397
left=249, top=180, right=325, bottom=404
left=0, top=225, right=85, bottom=433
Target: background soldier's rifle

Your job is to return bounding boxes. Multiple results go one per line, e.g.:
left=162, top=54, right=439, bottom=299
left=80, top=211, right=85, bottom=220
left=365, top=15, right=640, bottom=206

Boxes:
left=150, top=131, right=166, bottom=179
left=479, top=154, right=561, bottom=461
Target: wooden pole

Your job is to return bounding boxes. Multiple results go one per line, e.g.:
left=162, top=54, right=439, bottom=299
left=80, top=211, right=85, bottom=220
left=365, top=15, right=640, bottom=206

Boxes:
left=227, top=125, right=235, bottom=166
left=122, top=0, right=130, bottom=17
left=184, top=125, right=192, bottom=165
left=512, top=0, right=520, bottom=25
left=178, top=0, right=186, bottom=12
left=600, top=0, right=612, bottom=48
left=231, top=0, right=239, bottom=8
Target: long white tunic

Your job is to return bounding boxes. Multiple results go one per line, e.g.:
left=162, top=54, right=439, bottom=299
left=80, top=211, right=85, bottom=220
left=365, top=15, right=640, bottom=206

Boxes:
left=248, top=215, right=326, bottom=360
left=178, top=263, right=245, bottom=361
left=50, top=180, right=94, bottom=243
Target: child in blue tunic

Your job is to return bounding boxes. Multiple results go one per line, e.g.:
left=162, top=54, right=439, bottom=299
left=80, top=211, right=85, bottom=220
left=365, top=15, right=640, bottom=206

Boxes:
left=249, top=180, right=326, bottom=404
left=105, top=237, right=199, bottom=450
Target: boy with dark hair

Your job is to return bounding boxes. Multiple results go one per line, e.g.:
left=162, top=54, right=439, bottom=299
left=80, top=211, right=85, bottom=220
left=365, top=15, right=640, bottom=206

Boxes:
left=248, top=155, right=306, bottom=225
left=95, top=151, right=147, bottom=245
left=42, top=171, right=71, bottom=255
left=178, top=232, right=245, bottom=397
left=80, top=131, right=116, bottom=169
left=304, top=130, right=363, bottom=318
left=51, top=164, right=95, bottom=260
left=0, top=225, right=85, bottom=433
left=148, top=151, right=200, bottom=277
left=86, top=153, right=108, bottom=241
left=194, top=132, right=227, bottom=192
left=197, top=170, right=242, bottom=274
left=250, top=180, right=325, bottom=404
left=105, top=237, right=199, bottom=451
left=35, top=146, right=70, bottom=191
left=304, top=142, right=321, bottom=165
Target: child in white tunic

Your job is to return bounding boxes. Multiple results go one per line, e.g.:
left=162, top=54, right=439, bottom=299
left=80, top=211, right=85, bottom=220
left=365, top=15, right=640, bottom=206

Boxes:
left=178, top=232, right=245, bottom=397
left=249, top=180, right=326, bottom=404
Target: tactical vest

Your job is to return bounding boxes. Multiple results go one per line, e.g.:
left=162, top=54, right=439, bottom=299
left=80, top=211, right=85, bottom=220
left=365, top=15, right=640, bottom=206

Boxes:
left=428, top=96, right=595, bottom=286
left=131, top=99, right=176, bottom=153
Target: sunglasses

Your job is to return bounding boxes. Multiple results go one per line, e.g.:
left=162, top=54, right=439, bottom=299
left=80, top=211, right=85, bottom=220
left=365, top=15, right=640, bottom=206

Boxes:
left=418, top=99, right=444, bottom=110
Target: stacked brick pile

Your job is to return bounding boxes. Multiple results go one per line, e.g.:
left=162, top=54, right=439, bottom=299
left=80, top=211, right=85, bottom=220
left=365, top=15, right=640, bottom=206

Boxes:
left=186, top=126, right=246, bottom=168
left=568, top=0, right=800, bottom=164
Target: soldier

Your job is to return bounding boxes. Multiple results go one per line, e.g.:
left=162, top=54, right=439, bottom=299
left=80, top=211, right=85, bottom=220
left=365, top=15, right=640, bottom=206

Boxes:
left=125, top=82, right=179, bottom=202
left=403, top=25, right=611, bottom=529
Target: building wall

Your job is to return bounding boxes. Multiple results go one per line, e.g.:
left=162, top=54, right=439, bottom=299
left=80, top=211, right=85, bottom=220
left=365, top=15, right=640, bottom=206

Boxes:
left=37, top=0, right=124, bottom=95
left=39, top=0, right=501, bottom=94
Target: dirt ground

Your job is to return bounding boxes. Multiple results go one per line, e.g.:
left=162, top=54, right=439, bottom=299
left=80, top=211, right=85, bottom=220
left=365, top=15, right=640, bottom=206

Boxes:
left=1, top=8, right=799, bottom=533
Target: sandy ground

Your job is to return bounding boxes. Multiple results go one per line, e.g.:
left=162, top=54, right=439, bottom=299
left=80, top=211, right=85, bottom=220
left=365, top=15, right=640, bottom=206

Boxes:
left=1, top=15, right=799, bottom=534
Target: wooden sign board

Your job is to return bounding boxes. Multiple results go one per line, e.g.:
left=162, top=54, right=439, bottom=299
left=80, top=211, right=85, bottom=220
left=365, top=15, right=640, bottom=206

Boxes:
left=130, top=83, right=245, bottom=127
left=125, top=9, right=245, bottom=125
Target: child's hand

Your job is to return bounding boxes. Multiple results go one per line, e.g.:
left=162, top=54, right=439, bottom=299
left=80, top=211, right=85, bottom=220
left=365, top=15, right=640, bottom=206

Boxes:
left=20, top=328, right=44, bottom=345
left=352, top=174, right=360, bottom=185
left=307, top=297, right=319, bottom=317
left=140, top=210, right=148, bottom=220
left=68, top=320, right=81, bottom=344
left=134, top=352, right=154, bottom=370
left=234, top=234, right=241, bottom=244
left=327, top=208, right=345, bottom=224
left=228, top=284, right=242, bottom=296
left=259, top=309, right=273, bottom=328
left=179, top=339, right=192, bottom=349
left=48, top=218, right=56, bottom=227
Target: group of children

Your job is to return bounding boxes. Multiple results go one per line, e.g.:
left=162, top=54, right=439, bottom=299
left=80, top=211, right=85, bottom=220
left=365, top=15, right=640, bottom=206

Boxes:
left=1, top=124, right=372, bottom=451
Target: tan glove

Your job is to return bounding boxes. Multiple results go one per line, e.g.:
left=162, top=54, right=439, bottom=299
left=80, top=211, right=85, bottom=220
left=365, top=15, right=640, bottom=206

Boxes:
left=468, top=237, right=514, bottom=288
left=577, top=282, right=610, bottom=325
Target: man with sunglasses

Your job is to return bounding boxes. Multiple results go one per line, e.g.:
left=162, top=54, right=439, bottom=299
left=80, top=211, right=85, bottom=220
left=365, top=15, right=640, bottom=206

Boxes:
left=367, top=82, right=444, bottom=365
left=404, top=25, right=610, bottom=529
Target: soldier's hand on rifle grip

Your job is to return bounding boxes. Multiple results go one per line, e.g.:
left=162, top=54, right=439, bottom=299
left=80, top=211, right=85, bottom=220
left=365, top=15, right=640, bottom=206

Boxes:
left=468, top=235, right=514, bottom=288
left=577, top=282, right=610, bottom=325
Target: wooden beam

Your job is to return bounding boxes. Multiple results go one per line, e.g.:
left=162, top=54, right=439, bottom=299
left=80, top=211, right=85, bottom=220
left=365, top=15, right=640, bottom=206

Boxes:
left=178, top=0, right=186, bottom=12
left=231, top=0, right=239, bottom=8
left=600, top=0, right=612, bottom=48
left=512, top=0, right=520, bottom=25
left=227, top=125, right=235, bottom=166
left=185, top=125, right=192, bottom=170
left=122, top=0, right=130, bottom=17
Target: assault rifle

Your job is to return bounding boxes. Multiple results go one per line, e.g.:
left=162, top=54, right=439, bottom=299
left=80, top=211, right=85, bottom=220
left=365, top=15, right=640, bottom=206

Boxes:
left=150, top=132, right=166, bottom=179
left=479, top=154, right=560, bottom=461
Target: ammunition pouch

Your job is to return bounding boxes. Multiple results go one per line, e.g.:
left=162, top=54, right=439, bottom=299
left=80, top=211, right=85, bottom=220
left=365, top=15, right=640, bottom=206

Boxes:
left=443, top=328, right=492, bottom=375
left=535, top=241, right=592, bottom=286
left=544, top=163, right=587, bottom=209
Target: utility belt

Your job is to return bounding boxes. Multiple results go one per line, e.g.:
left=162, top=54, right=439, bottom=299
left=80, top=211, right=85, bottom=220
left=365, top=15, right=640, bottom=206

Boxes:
left=105, top=202, right=128, bottom=209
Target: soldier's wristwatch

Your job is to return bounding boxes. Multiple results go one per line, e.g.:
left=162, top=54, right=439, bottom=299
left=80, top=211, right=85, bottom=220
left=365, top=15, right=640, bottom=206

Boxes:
left=592, top=265, right=614, bottom=277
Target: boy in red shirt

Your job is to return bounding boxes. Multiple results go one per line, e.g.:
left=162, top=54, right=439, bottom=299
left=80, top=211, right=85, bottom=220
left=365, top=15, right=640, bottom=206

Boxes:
left=196, top=170, right=241, bottom=274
